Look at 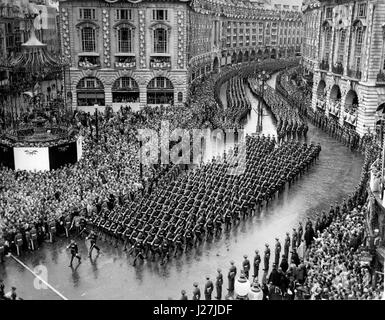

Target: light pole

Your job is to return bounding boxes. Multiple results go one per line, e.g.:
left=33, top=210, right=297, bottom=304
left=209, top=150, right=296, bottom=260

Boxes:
left=256, top=70, right=270, bottom=133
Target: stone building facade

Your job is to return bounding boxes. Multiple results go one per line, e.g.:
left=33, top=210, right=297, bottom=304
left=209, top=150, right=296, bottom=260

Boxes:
left=59, top=0, right=302, bottom=111
left=301, top=0, right=321, bottom=74
left=304, top=0, right=385, bottom=136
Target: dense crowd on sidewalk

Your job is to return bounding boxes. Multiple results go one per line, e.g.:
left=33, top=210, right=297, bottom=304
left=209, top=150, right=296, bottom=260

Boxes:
left=0, top=105, right=196, bottom=254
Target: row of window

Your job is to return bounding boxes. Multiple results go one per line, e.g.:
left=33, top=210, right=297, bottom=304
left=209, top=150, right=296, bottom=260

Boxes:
left=77, top=76, right=174, bottom=90
left=273, top=4, right=299, bottom=11
left=224, top=21, right=301, bottom=28
left=324, top=2, right=367, bottom=19
left=79, top=8, right=168, bottom=21
left=322, top=25, right=365, bottom=72
left=80, top=26, right=168, bottom=53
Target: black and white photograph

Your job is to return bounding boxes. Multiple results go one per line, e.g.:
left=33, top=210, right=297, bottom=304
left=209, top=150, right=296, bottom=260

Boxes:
left=0, top=0, right=384, bottom=306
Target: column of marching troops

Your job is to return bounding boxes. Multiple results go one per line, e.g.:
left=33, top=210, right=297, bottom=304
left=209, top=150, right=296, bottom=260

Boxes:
left=87, top=134, right=321, bottom=267
left=248, top=78, right=309, bottom=142
left=225, top=77, right=251, bottom=125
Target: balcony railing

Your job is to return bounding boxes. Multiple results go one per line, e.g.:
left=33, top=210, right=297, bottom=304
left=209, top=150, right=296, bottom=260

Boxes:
left=345, top=103, right=359, bottom=114
left=150, top=61, right=171, bottom=70
left=332, top=63, right=344, bottom=75
left=78, top=56, right=100, bottom=69
left=377, top=71, right=385, bottom=84
left=319, top=60, right=329, bottom=71
left=115, top=61, right=136, bottom=69
left=347, top=68, right=362, bottom=80
left=343, top=111, right=357, bottom=126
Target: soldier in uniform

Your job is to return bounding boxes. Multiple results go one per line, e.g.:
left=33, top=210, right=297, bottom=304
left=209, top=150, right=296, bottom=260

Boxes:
left=242, top=254, right=251, bottom=279
left=133, top=239, right=145, bottom=266
left=86, top=231, right=101, bottom=257
left=224, top=210, right=232, bottom=231
left=66, top=240, right=81, bottom=267
left=227, top=260, right=237, bottom=293
left=253, top=250, right=261, bottom=280
left=263, top=244, right=270, bottom=273
left=284, top=232, right=290, bottom=260
left=274, top=238, right=281, bottom=266
left=174, top=234, right=184, bottom=257
left=192, top=282, right=201, bottom=300
left=297, top=222, right=303, bottom=248
left=215, top=268, right=223, bottom=300
left=204, top=276, right=214, bottom=300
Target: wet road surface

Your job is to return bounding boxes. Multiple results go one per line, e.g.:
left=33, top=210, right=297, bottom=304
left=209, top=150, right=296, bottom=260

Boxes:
left=0, top=73, right=364, bottom=300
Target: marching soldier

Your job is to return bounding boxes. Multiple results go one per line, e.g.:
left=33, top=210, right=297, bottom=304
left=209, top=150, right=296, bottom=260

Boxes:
left=160, top=239, right=170, bottom=265
left=224, top=210, right=232, bottom=231
left=66, top=240, right=81, bottom=267
left=86, top=231, right=101, bottom=257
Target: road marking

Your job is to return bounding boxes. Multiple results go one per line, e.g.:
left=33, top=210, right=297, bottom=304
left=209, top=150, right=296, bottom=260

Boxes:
left=10, top=254, right=69, bottom=300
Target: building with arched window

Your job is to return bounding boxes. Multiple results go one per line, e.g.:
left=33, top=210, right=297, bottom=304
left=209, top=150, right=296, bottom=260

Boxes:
left=302, top=0, right=385, bottom=136
left=76, top=77, right=105, bottom=107
left=112, top=77, right=139, bottom=105
left=147, top=76, right=174, bottom=104
left=60, top=0, right=303, bottom=111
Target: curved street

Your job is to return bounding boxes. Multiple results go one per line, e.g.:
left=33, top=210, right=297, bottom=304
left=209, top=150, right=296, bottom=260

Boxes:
left=0, top=74, right=364, bottom=300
